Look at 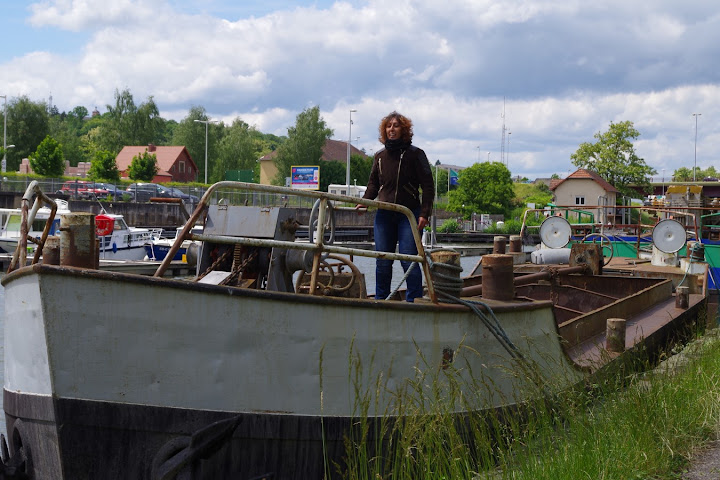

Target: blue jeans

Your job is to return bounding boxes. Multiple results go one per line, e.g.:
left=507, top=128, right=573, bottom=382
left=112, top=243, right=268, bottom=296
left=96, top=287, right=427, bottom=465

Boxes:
left=374, top=208, right=423, bottom=302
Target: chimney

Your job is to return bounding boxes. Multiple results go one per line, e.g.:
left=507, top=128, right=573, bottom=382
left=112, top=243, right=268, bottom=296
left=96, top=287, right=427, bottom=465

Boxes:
left=148, top=143, right=156, bottom=152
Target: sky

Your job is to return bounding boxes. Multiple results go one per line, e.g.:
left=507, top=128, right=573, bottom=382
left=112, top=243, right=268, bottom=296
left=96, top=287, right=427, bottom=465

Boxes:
left=1, top=0, right=719, bottom=182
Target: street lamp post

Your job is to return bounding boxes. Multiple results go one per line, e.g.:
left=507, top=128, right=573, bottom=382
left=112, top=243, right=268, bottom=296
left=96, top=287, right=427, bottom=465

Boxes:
left=487, top=151, right=490, bottom=162
left=662, top=168, right=665, bottom=197
left=346, top=109, right=357, bottom=189
left=194, top=118, right=218, bottom=184
left=432, top=159, right=440, bottom=247
left=693, top=113, right=701, bottom=182
left=1, top=94, right=7, bottom=173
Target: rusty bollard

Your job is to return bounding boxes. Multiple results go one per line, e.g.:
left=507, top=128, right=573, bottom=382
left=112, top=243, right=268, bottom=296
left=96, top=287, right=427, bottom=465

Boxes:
left=42, top=236, right=60, bottom=265
left=481, top=254, right=514, bottom=301
left=60, top=213, right=97, bottom=269
left=606, top=318, right=626, bottom=353
left=509, top=235, right=522, bottom=253
left=493, top=236, right=507, bottom=254
left=676, top=286, right=689, bottom=309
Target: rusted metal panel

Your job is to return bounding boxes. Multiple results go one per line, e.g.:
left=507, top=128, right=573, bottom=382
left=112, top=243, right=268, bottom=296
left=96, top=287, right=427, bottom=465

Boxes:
left=558, top=279, right=672, bottom=347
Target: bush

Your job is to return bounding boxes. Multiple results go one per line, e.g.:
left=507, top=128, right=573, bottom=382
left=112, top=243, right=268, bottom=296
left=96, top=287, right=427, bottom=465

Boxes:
left=437, top=219, right=461, bottom=233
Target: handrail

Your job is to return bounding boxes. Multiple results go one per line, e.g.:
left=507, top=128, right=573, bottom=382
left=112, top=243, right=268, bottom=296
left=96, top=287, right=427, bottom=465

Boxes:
left=154, top=181, right=437, bottom=303
left=519, top=205, right=700, bottom=255
left=8, top=181, right=58, bottom=273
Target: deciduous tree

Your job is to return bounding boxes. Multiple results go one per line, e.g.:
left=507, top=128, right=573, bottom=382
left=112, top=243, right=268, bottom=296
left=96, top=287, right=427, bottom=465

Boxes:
left=214, top=118, right=257, bottom=182
left=29, top=135, right=65, bottom=177
left=571, top=120, right=656, bottom=196
left=127, top=150, right=158, bottom=181
left=88, top=150, right=120, bottom=182
left=96, top=89, right=162, bottom=154
left=5, top=96, right=50, bottom=171
left=448, top=162, right=515, bottom=217
left=272, top=106, right=333, bottom=185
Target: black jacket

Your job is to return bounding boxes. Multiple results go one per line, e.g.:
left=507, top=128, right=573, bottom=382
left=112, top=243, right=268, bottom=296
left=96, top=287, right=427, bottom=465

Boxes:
left=363, top=145, right=435, bottom=218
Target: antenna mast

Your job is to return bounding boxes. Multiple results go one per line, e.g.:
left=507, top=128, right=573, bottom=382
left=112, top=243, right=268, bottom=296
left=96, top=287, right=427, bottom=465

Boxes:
left=500, top=97, right=506, bottom=165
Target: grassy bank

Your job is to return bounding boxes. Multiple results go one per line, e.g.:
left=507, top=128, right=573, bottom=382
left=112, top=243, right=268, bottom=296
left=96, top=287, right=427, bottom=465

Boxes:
left=335, top=328, right=720, bottom=479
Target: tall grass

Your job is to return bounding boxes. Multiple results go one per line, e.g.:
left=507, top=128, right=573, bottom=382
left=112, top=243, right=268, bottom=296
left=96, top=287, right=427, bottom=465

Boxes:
left=333, top=329, right=720, bottom=479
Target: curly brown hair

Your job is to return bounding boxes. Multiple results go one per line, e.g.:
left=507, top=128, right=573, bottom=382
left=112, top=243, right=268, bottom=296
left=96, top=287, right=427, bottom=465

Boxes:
left=378, top=111, right=414, bottom=144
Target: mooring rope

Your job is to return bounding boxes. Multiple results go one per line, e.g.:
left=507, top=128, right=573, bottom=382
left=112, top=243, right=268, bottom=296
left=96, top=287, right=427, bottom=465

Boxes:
left=426, top=250, right=547, bottom=390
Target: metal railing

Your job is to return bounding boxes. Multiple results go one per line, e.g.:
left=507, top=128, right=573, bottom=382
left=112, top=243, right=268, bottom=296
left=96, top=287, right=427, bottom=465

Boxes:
left=8, top=181, right=58, bottom=272
left=154, top=181, right=437, bottom=302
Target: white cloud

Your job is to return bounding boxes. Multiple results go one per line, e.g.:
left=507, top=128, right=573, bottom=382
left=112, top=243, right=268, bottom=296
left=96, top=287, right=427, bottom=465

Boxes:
left=29, top=0, right=165, bottom=31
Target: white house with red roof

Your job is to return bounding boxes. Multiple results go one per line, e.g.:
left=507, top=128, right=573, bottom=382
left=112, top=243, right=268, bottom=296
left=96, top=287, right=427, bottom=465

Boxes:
left=115, top=144, right=198, bottom=183
left=550, top=168, right=620, bottom=224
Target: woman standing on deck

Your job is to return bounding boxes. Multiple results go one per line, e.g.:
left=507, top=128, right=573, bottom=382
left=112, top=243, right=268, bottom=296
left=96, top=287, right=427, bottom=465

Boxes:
left=359, top=111, right=435, bottom=302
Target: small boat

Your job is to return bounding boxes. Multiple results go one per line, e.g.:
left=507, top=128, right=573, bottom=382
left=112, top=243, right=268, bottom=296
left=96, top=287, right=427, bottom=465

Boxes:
left=144, top=224, right=203, bottom=262
left=1, top=181, right=708, bottom=479
left=95, top=213, right=161, bottom=261
left=0, top=198, right=69, bottom=254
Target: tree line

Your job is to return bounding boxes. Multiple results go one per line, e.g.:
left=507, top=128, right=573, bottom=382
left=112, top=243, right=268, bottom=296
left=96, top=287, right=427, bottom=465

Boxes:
left=0, top=89, right=667, bottom=219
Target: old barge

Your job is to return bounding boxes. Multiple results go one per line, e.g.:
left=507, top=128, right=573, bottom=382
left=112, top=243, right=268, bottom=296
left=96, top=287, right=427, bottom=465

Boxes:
left=0, top=181, right=707, bottom=479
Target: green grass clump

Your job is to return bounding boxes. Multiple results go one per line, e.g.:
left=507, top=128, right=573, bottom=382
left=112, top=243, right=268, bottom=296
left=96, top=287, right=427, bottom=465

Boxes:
left=333, top=330, right=720, bottom=480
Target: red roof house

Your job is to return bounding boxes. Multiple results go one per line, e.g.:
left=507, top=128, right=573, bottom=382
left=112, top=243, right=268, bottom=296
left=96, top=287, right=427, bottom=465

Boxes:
left=115, top=144, right=198, bottom=183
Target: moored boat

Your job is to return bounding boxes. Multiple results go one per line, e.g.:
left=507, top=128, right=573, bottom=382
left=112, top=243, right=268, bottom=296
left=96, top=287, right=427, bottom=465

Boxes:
left=95, top=212, right=161, bottom=261
left=144, top=224, right=202, bottom=262
left=0, top=181, right=708, bottom=479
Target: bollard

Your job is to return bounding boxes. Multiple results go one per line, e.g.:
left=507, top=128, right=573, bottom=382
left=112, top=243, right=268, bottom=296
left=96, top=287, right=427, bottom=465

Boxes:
left=59, top=213, right=97, bottom=269
left=606, top=318, right=626, bottom=353
left=509, top=235, right=522, bottom=253
left=481, top=254, right=514, bottom=301
left=429, top=250, right=463, bottom=298
left=42, top=236, right=60, bottom=265
left=493, top=236, right=507, bottom=254
left=676, top=286, right=689, bottom=309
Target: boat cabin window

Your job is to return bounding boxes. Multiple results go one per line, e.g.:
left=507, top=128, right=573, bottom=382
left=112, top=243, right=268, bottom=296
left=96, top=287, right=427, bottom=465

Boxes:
left=5, top=214, right=49, bottom=233
left=114, top=218, right=129, bottom=231
left=575, top=196, right=586, bottom=206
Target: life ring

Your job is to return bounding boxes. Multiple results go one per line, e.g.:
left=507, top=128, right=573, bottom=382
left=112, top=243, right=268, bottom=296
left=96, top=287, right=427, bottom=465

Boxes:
left=95, top=215, right=114, bottom=237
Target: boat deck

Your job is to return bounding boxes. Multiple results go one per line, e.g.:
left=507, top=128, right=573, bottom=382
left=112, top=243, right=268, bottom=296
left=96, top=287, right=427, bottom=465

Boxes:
left=568, top=257, right=707, bottom=370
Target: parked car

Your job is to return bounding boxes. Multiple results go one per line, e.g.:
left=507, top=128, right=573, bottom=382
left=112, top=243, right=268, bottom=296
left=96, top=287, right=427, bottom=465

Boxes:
left=90, top=182, right=124, bottom=200
left=126, top=183, right=173, bottom=202
left=57, top=180, right=110, bottom=199
left=167, top=187, right=199, bottom=203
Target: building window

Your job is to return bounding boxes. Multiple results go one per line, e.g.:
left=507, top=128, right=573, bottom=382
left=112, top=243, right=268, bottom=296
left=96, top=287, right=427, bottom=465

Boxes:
left=179, top=161, right=185, bottom=173
left=575, top=196, right=585, bottom=205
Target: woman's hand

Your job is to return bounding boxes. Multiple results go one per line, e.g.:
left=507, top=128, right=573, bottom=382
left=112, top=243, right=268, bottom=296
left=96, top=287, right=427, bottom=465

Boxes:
left=417, top=216, right=428, bottom=230
left=355, top=204, right=367, bottom=215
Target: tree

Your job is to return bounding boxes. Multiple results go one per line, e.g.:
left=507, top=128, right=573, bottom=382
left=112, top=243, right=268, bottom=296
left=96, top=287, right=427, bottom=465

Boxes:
left=96, top=89, right=162, bottom=154
left=5, top=96, right=50, bottom=171
left=570, top=120, right=656, bottom=196
left=29, top=135, right=65, bottom=177
left=88, top=150, right=120, bottom=182
left=214, top=118, right=257, bottom=182
left=432, top=167, right=449, bottom=196
left=447, top=162, right=515, bottom=217
left=673, top=166, right=719, bottom=182
left=672, top=167, right=691, bottom=182
left=49, top=109, right=90, bottom=166
left=350, top=153, right=373, bottom=187
left=316, top=159, right=346, bottom=192
left=127, top=150, right=158, bottom=181
left=272, top=106, right=333, bottom=185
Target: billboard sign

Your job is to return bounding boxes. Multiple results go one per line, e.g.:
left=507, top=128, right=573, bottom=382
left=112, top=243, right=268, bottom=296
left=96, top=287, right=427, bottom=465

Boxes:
left=291, top=166, right=320, bottom=190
